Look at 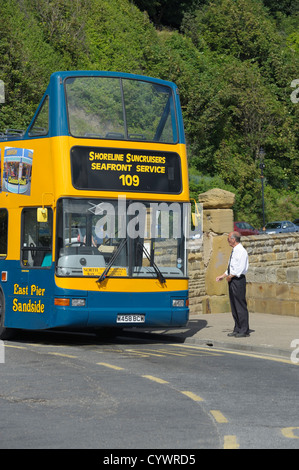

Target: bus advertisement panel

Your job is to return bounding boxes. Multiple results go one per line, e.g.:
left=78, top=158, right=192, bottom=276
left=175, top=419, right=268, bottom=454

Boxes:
left=3, top=147, right=33, bottom=195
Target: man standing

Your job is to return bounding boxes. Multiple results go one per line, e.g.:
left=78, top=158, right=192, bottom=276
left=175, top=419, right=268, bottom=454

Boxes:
left=216, top=231, right=250, bottom=337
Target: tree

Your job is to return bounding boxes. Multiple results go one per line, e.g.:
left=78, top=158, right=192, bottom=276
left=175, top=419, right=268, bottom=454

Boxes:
left=0, top=0, right=298, bottom=225
left=262, top=0, right=299, bottom=17
left=182, top=0, right=299, bottom=224
left=131, top=0, right=205, bottom=28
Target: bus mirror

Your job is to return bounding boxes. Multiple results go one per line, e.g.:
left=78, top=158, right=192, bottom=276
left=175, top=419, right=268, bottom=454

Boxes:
left=192, top=212, right=199, bottom=227
left=37, top=207, right=48, bottom=222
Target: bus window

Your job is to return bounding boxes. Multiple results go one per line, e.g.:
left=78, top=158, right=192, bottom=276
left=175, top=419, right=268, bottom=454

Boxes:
left=122, top=79, right=177, bottom=143
left=21, top=208, right=53, bottom=267
left=0, top=209, right=8, bottom=258
left=65, top=77, right=178, bottom=143
left=28, top=96, right=49, bottom=137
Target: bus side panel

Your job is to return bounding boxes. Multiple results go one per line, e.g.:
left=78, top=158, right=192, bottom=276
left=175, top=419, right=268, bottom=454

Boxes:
left=1, top=261, right=56, bottom=330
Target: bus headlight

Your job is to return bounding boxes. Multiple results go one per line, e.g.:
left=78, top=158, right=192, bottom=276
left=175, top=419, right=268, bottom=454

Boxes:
left=71, top=298, right=86, bottom=307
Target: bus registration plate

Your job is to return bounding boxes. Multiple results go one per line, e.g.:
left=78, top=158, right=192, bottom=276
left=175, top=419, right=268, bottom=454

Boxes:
left=117, top=314, right=145, bottom=323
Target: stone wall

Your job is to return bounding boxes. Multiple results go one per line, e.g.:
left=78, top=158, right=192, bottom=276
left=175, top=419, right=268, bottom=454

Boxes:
left=188, top=188, right=299, bottom=317
left=243, top=233, right=299, bottom=316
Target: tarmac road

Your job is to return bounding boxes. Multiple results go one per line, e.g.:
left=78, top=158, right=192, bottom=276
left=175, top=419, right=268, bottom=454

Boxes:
left=1, top=313, right=299, bottom=450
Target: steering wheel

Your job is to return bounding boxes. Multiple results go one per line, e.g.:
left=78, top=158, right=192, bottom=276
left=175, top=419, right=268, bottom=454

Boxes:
left=65, top=242, right=87, bottom=247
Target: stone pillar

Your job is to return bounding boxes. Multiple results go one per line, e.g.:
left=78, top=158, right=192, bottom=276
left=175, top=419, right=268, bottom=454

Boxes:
left=198, top=188, right=235, bottom=314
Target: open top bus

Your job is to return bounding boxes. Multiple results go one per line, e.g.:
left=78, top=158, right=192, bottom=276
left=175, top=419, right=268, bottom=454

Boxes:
left=0, top=71, right=191, bottom=339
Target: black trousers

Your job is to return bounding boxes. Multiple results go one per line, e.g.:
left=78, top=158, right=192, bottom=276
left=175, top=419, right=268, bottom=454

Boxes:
left=228, top=276, right=249, bottom=334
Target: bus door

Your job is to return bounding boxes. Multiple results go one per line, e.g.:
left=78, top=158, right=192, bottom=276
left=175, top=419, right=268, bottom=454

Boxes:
left=16, top=207, right=54, bottom=329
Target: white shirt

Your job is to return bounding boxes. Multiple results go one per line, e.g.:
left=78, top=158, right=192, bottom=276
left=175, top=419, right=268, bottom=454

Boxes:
left=226, top=243, right=249, bottom=277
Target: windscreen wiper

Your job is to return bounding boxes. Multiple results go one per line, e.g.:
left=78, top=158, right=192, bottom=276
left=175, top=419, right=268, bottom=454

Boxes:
left=97, top=239, right=127, bottom=283
left=137, top=242, right=166, bottom=284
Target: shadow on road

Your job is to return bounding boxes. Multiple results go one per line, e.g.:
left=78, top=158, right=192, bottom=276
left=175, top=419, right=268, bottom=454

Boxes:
left=6, top=319, right=208, bottom=347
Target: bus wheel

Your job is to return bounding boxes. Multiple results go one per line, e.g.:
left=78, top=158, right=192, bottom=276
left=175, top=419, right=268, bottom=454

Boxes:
left=0, top=292, right=15, bottom=340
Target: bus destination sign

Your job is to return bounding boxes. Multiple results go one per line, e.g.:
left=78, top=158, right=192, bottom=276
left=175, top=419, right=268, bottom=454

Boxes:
left=71, top=146, right=182, bottom=194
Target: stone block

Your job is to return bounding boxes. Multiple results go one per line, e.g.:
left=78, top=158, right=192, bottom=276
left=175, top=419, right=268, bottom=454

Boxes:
left=202, top=295, right=231, bottom=314
left=251, top=267, right=266, bottom=283
left=265, top=267, right=278, bottom=283
left=198, top=188, right=235, bottom=209
left=290, top=285, right=299, bottom=301
left=276, top=284, right=290, bottom=300
left=203, top=208, right=233, bottom=234
left=267, top=300, right=284, bottom=315
left=276, top=268, right=287, bottom=283
left=254, top=299, right=268, bottom=314
left=205, top=235, right=231, bottom=296
left=282, top=301, right=297, bottom=316
left=247, top=282, right=270, bottom=299
left=286, top=268, right=299, bottom=283
left=247, top=297, right=255, bottom=312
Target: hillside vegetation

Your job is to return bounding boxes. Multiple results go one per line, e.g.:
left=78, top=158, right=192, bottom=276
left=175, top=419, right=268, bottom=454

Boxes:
left=0, top=0, right=298, bottom=226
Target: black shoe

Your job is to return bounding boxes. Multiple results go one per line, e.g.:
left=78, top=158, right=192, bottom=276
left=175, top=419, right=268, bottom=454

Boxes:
left=227, top=332, right=237, bottom=337
left=235, top=333, right=250, bottom=338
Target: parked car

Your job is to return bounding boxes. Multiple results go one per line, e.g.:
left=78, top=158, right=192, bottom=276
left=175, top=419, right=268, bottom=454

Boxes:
left=234, top=222, right=259, bottom=236
left=293, top=219, right=299, bottom=227
left=262, top=221, right=299, bottom=234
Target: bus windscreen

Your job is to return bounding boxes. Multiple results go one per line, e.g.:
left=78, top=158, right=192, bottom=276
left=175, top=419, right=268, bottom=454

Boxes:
left=65, top=76, right=178, bottom=144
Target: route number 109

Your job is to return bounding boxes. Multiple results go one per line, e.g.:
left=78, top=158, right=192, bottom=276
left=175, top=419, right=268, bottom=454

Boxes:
left=119, top=174, right=139, bottom=187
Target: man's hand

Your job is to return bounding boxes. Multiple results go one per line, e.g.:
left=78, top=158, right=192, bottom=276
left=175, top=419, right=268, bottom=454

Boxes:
left=216, top=274, right=233, bottom=282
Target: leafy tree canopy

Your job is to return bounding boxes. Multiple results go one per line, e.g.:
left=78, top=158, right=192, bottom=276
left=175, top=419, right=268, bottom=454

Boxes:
left=0, top=0, right=298, bottom=226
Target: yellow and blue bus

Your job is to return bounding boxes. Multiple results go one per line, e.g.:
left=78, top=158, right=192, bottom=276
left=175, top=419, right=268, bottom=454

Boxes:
left=0, top=71, right=190, bottom=339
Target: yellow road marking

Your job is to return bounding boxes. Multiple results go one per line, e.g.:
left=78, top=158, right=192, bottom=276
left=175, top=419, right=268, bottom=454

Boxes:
left=171, top=343, right=297, bottom=365
left=210, top=410, right=228, bottom=423
left=142, top=375, right=169, bottom=384
left=125, top=349, right=164, bottom=357
left=97, top=362, right=124, bottom=370
left=48, top=352, right=77, bottom=358
left=180, top=391, right=204, bottom=402
left=281, top=427, right=299, bottom=439
left=224, top=435, right=239, bottom=449
left=153, top=349, right=189, bottom=356
left=5, top=344, right=27, bottom=349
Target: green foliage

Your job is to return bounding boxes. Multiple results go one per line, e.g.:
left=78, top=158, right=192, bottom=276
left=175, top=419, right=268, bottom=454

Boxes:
left=0, top=0, right=298, bottom=225
left=131, top=0, right=204, bottom=28
left=182, top=0, right=299, bottom=224
left=183, top=0, right=279, bottom=63
left=263, top=186, right=299, bottom=222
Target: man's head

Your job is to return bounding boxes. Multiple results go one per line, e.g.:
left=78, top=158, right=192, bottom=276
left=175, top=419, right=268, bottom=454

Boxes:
left=228, top=231, right=241, bottom=248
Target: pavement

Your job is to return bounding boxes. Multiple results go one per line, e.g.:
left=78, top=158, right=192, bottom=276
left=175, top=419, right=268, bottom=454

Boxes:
left=150, top=313, right=299, bottom=361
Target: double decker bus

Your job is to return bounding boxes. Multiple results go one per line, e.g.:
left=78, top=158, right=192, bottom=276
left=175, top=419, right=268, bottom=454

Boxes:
left=0, top=71, right=191, bottom=339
